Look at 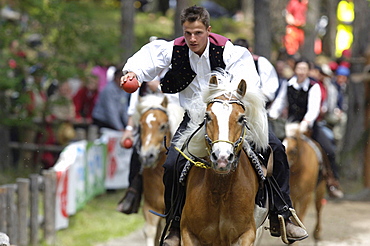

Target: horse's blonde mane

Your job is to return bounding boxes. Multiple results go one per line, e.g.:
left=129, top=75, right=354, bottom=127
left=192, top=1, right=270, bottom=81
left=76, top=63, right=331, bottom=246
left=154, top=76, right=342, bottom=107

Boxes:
left=133, top=94, right=184, bottom=137
left=175, top=69, right=269, bottom=157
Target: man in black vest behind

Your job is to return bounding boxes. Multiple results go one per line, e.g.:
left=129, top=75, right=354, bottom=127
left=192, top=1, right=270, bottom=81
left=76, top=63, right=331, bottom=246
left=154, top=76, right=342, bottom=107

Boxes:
left=120, top=6, right=307, bottom=245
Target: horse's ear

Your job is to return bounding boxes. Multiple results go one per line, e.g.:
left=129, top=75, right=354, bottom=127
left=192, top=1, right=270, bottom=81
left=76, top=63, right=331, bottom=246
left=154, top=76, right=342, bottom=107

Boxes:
left=161, top=96, right=168, bottom=108
left=209, top=75, right=218, bottom=86
left=237, top=79, right=247, bottom=98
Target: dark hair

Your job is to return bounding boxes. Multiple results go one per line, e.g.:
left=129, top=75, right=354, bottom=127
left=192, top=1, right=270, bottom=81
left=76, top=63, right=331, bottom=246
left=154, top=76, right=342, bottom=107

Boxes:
left=233, top=38, right=250, bottom=49
left=294, top=58, right=311, bottom=69
left=180, top=6, right=210, bottom=28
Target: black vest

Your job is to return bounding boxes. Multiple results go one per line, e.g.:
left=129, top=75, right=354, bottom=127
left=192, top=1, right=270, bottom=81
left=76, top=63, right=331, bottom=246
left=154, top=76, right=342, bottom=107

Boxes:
left=287, top=80, right=316, bottom=122
left=160, top=33, right=228, bottom=93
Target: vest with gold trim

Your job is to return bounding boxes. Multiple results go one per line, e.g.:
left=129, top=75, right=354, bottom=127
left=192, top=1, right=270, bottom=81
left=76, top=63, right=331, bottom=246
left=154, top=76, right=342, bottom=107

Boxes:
left=160, top=33, right=229, bottom=93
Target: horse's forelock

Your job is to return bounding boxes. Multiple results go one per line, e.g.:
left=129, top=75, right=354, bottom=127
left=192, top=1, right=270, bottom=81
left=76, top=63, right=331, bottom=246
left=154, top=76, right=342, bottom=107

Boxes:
left=133, top=94, right=168, bottom=125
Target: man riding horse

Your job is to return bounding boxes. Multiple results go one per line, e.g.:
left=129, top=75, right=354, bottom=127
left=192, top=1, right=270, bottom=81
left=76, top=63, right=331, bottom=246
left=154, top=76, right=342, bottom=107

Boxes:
left=120, top=6, right=308, bottom=245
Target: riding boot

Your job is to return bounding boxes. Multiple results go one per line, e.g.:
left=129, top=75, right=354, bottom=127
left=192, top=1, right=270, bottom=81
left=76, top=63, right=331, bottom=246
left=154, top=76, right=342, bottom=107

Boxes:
left=321, top=154, right=344, bottom=199
left=326, top=176, right=344, bottom=199
left=117, top=174, right=143, bottom=214
left=269, top=208, right=308, bottom=244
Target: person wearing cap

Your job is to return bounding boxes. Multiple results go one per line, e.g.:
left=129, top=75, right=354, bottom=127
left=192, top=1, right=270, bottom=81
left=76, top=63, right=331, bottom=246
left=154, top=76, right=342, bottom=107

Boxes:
left=328, top=65, right=350, bottom=146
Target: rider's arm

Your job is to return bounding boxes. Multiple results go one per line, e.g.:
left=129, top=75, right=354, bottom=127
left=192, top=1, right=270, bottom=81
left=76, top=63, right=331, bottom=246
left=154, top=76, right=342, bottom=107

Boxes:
left=122, top=39, right=173, bottom=83
left=303, top=83, right=321, bottom=127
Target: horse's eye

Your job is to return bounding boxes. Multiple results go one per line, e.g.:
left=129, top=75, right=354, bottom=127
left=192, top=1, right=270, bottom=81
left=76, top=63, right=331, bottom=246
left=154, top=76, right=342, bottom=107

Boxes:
left=238, top=116, right=245, bottom=124
left=160, top=124, right=168, bottom=131
left=205, top=112, right=212, bottom=121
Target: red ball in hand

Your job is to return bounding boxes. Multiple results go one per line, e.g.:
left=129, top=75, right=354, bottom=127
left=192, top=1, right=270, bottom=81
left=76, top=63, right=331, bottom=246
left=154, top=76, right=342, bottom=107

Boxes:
left=122, top=138, right=133, bottom=149
left=122, top=77, right=139, bottom=93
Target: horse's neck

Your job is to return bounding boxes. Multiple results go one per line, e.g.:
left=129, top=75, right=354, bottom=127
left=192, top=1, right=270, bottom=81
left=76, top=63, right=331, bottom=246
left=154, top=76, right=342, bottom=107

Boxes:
left=203, top=155, right=257, bottom=196
left=204, top=170, right=236, bottom=194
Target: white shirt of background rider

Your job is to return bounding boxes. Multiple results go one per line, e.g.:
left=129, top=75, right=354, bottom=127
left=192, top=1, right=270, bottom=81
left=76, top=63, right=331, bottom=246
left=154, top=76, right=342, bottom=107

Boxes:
left=122, top=39, right=260, bottom=111
left=268, top=76, right=321, bottom=128
left=255, top=56, right=279, bottom=102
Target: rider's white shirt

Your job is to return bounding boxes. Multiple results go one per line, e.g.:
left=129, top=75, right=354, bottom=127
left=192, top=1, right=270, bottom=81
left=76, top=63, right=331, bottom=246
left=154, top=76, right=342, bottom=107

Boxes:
left=268, top=76, right=321, bottom=127
left=256, top=56, right=279, bottom=102
left=122, top=38, right=260, bottom=111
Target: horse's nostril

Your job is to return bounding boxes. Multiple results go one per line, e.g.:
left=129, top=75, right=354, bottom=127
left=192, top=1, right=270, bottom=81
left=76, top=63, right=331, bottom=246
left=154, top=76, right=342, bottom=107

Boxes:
left=211, top=152, right=217, bottom=161
left=228, top=153, right=234, bottom=162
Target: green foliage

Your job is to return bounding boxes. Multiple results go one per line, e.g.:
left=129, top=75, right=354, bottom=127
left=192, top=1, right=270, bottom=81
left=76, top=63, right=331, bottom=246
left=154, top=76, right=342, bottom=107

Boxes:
left=134, top=12, right=174, bottom=50
left=0, top=0, right=121, bottom=126
left=212, top=0, right=240, bottom=14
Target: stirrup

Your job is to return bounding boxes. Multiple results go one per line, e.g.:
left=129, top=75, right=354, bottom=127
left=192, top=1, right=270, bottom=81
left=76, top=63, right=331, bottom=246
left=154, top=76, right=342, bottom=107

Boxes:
left=278, top=208, right=307, bottom=244
left=289, top=208, right=306, bottom=230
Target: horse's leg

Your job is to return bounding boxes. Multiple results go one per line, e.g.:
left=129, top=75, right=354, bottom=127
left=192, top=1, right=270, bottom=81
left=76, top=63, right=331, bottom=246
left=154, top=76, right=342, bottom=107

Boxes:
left=155, top=218, right=166, bottom=246
left=298, top=190, right=313, bottom=222
left=143, top=203, right=161, bottom=246
left=181, top=227, right=201, bottom=246
left=314, top=180, right=326, bottom=240
left=237, top=229, right=256, bottom=246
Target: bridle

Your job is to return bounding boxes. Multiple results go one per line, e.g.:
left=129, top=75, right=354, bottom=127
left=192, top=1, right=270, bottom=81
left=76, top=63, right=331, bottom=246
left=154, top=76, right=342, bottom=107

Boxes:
left=204, top=97, right=249, bottom=170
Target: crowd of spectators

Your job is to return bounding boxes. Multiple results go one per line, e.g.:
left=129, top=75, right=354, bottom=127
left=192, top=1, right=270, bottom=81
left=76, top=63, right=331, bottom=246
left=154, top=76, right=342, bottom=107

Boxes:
left=4, top=40, right=131, bottom=169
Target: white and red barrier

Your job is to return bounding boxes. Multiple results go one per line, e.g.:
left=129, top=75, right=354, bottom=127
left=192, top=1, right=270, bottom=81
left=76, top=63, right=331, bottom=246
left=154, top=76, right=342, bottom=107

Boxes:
left=53, top=129, right=132, bottom=230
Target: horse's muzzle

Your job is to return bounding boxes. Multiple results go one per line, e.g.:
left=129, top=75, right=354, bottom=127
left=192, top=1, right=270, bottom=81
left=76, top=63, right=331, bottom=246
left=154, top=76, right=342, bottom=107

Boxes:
left=210, top=144, right=235, bottom=174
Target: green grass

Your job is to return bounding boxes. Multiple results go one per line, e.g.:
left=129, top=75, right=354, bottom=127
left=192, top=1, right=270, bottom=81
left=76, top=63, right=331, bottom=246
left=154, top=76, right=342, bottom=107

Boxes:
left=54, top=190, right=145, bottom=246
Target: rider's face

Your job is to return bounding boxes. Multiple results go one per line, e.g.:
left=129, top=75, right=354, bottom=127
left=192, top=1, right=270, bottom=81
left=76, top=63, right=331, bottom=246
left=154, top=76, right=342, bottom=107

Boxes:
left=183, top=20, right=211, bottom=56
left=295, top=62, right=310, bottom=83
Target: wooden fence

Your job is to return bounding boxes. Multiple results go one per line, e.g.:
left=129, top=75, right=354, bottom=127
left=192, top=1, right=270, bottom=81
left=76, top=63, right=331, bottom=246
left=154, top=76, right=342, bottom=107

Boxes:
left=0, top=170, right=56, bottom=246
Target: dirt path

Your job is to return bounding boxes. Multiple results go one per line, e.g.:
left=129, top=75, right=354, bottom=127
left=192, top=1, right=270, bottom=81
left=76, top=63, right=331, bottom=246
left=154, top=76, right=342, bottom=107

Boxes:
left=97, top=197, right=370, bottom=246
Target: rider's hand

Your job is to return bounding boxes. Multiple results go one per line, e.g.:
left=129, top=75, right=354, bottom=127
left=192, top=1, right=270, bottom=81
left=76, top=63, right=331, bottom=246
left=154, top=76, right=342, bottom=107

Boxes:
left=299, top=120, right=309, bottom=134
left=120, top=126, right=134, bottom=148
left=120, top=72, right=141, bottom=90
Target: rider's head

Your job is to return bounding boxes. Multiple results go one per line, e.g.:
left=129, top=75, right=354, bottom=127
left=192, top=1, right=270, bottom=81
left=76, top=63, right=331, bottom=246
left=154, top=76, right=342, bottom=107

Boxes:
left=181, top=6, right=211, bottom=56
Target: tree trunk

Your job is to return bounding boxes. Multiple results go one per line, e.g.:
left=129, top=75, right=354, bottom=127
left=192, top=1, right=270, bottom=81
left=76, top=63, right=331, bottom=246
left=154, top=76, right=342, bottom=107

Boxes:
left=322, top=0, right=337, bottom=58
left=158, top=0, right=169, bottom=15
left=340, top=0, right=370, bottom=185
left=174, top=0, right=190, bottom=38
left=253, top=0, right=271, bottom=59
left=240, top=0, right=253, bottom=23
left=302, top=0, right=320, bottom=61
left=352, top=0, right=370, bottom=65
left=121, top=0, right=135, bottom=63
left=270, top=0, right=289, bottom=59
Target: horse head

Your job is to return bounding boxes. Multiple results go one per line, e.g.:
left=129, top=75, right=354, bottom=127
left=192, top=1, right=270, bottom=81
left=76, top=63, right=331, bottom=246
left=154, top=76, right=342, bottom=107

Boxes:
left=204, top=75, right=248, bottom=174
left=137, top=95, right=171, bottom=168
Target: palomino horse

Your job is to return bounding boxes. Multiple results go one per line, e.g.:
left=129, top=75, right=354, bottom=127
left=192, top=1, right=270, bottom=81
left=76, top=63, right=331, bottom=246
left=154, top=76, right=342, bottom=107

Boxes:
left=134, top=94, right=183, bottom=246
left=283, top=123, right=326, bottom=240
left=175, top=71, right=269, bottom=245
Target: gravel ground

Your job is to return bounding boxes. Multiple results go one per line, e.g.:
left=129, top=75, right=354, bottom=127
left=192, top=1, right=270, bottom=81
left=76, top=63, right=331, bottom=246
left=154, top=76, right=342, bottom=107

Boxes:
left=96, top=191, right=370, bottom=246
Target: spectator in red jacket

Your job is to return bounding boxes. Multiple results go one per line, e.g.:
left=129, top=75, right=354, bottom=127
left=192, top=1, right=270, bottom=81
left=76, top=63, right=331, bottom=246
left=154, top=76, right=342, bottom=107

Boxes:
left=73, top=74, right=99, bottom=124
left=283, top=0, right=309, bottom=55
